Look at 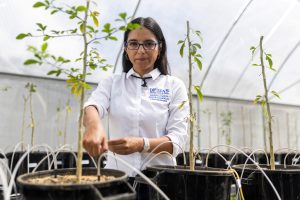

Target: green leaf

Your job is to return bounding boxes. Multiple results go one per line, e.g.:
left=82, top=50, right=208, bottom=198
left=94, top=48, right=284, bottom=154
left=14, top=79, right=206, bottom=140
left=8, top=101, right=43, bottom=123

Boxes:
left=193, top=43, right=201, bottom=49
left=16, top=33, right=28, bottom=40
left=79, top=23, right=85, bottom=33
left=119, top=26, right=126, bottom=31
left=193, top=85, right=203, bottom=102
left=127, top=23, right=140, bottom=30
left=41, top=43, right=48, bottom=52
left=92, top=15, right=99, bottom=27
left=179, top=43, right=185, bottom=57
left=24, top=59, right=39, bottom=65
left=250, top=46, right=256, bottom=54
left=36, top=23, right=46, bottom=31
left=178, top=101, right=186, bottom=109
left=33, top=2, right=45, bottom=8
left=261, top=100, right=265, bottom=109
left=43, top=35, right=50, bottom=41
left=86, top=26, right=95, bottom=33
left=253, top=95, right=262, bottom=104
left=119, top=12, right=127, bottom=20
left=194, top=57, right=202, bottom=70
left=177, top=40, right=185, bottom=45
left=51, top=10, right=58, bottom=15
left=102, top=23, right=111, bottom=33
left=108, top=36, right=118, bottom=41
left=265, top=55, right=273, bottom=69
left=252, top=63, right=261, bottom=67
left=195, top=53, right=202, bottom=58
left=271, top=90, right=280, bottom=99
left=47, top=70, right=61, bottom=77
left=76, top=5, right=86, bottom=12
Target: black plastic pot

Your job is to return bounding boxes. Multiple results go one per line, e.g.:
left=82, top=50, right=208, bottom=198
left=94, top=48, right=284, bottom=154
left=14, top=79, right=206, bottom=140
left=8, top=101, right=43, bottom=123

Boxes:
left=135, top=165, right=234, bottom=200
left=233, top=164, right=300, bottom=200
left=6, top=151, right=50, bottom=177
left=17, top=168, right=136, bottom=200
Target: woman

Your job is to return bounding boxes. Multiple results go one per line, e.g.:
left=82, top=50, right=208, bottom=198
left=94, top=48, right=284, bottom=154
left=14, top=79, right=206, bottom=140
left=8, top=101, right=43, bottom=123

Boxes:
left=83, top=17, right=188, bottom=176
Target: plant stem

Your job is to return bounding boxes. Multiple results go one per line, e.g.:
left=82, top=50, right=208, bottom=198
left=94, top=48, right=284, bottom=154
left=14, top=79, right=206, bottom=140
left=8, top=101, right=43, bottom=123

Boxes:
left=76, top=0, right=90, bottom=183
left=259, top=36, right=275, bottom=170
left=21, top=96, right=28, bottom=151
left=29, top=89, right=35, bottom=147
left=187, top=21, right=195, bottom=171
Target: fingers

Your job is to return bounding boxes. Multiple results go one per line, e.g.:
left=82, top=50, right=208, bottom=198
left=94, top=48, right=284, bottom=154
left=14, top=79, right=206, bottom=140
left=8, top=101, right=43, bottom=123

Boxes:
left=83, top=135, right=107, bottom=157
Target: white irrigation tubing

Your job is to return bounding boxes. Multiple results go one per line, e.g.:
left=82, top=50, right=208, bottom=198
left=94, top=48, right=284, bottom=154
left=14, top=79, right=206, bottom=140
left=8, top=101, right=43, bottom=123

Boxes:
left=284, top=149, right=300, bottom=168
left=194, top=148, right=210, bottom=162
left=204, top=149, right=229, bottom=168
left=0, top=163, right=8, bottom=200
left=0, top=149, right=8, bottom=161
left=0, top=159, right=18, bottom=196
left=231, top=149, right=269, bottom=171
left=208, top=145, right=281, bottom=200
left=6, top=144, right=56, bottom=200
left=228, top=150, right=255, bottom=170
left=239, top=149, right=270, bottom=179
left=32, top=145, right=77, bottom=173
left=86, top=153, right=97, bottom=168
left=97, top=153, right=170, bottom=200
left=52, top=144, right=98, bottom=169
left=26, top=145, right=52, bottom=173
left=140, top=151, right=175, bottom=170
left=292, top=155, right=300, bottom=165
left=139, top=141, right=185, bottom=170
left=9, top=142, right=26, bottom=171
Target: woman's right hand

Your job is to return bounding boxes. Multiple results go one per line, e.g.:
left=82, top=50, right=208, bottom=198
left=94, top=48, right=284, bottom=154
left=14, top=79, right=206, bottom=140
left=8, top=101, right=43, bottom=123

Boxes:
left=82, top=106, right=108, bottom=156
left=83, top=126, right=108, bottom=156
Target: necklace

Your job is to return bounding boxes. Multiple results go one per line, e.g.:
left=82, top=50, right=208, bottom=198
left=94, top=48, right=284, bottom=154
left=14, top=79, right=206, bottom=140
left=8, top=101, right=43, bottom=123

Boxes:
left=131, top=75, right=152, bottom=87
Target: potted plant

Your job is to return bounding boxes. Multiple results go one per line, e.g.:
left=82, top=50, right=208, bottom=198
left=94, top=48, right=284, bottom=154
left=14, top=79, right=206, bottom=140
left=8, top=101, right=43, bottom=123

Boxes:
left=138, top=21, right=234, bottom=200
left=233, top=36, right=300, bottom=200
left=13, top=0, right=138, bottom=199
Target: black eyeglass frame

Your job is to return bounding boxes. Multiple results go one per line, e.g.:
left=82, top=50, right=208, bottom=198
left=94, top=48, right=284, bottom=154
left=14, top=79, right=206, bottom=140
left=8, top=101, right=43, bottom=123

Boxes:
left=124, top=40, right=161, bottom=50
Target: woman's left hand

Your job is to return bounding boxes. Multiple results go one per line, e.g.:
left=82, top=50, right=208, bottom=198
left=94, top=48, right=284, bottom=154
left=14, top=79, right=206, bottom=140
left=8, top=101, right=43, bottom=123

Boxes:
left=108, top=137, right=144, bottom=155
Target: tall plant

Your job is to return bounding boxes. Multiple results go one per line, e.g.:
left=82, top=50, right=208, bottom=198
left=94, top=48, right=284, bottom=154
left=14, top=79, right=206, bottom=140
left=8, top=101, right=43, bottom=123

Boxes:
left=178, top=21, right=203, bottom=170
left=20, top=83, right=36, bottom=150
left=251, top=36, right=280, bottom=170
left=17, top=0, right=138, bottom=182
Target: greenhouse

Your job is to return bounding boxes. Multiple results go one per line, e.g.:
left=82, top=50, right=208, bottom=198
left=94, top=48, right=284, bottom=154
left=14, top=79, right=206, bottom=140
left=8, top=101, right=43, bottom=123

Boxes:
left=1, top=0, right=300, bottom=199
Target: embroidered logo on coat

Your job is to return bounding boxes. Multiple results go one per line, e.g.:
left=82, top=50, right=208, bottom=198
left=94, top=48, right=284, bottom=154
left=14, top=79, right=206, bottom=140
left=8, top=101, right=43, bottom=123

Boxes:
left=149, top=88, right=170, bottom=102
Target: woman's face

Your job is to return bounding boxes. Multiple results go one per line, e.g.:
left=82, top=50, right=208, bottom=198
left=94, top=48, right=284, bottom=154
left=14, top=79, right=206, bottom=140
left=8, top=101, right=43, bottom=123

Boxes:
left=125, top=27, right=160, bottom=76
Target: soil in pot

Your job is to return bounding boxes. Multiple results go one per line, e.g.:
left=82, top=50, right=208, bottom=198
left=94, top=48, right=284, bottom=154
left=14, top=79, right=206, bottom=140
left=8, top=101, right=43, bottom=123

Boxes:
left=17, top=168, right=136, bottom=200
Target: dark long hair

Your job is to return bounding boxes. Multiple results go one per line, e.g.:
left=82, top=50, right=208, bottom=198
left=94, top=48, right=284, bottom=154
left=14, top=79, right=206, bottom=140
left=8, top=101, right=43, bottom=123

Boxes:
left=122, top=17, right=169, bottom=75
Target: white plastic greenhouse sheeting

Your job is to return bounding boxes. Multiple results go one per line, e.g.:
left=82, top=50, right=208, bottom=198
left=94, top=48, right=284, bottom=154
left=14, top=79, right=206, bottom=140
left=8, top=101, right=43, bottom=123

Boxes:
left=1, top=73, right=299, bottom=150
left=1, top=0, right=300, bottom=105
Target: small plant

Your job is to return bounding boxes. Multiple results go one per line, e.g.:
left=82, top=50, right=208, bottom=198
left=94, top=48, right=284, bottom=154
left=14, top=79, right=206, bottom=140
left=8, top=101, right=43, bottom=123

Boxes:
left=63, top=99, right=72, bottom=146
left=17, top=0, right=138, bottom=182
left=220, top=111, right=233, bottom=146
left=178, top=21, right=203, bottom=170
left=250, top=36, right=280, bottom=170
left=55, top=98, right=72, bottom=147
left=25, top=82, right=37, bottom=148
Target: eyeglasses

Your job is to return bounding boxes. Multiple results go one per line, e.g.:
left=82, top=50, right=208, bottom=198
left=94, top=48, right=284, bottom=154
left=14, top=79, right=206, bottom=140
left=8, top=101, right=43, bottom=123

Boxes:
left=125, top=40, right=160, bottom=50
